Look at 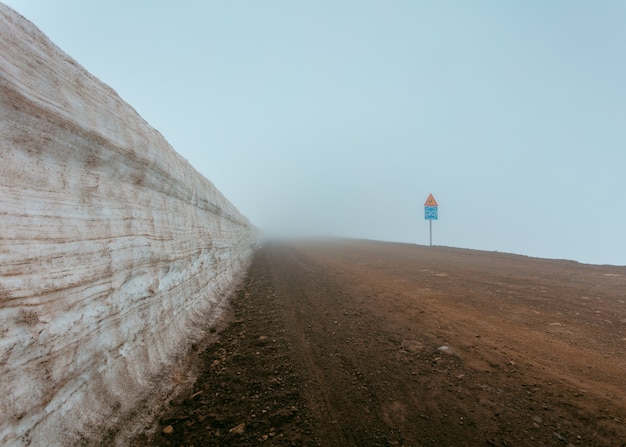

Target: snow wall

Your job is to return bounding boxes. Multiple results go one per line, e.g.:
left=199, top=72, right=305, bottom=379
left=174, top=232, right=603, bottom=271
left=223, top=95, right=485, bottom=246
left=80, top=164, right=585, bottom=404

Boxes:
left=0, top=5, right=256, bottom=446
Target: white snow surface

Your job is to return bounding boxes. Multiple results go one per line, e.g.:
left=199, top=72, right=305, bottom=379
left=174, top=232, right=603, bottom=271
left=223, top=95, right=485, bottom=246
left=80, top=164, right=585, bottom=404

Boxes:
left=0, top=5, right=256, bottom=445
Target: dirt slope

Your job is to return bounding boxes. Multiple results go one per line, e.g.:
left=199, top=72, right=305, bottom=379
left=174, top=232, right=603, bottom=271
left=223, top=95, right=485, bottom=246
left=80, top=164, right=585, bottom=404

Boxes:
left=134, top=239, right=626, bottom=447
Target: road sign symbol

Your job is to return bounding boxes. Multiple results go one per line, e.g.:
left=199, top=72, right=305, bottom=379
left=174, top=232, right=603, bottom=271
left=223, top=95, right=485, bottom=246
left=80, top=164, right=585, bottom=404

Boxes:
left=424, top=206, right=438, bottom=220
left=424, top=194, right=438, bottom=207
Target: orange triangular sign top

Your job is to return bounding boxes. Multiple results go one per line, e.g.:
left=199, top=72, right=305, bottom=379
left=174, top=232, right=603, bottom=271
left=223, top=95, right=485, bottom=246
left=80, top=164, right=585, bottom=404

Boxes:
left=424, top=193, right=438, bottom=207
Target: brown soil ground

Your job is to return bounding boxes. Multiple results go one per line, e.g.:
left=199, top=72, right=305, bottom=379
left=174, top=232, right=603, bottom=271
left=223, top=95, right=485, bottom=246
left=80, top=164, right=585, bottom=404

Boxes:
left=132, top=239, right=626, bottom=447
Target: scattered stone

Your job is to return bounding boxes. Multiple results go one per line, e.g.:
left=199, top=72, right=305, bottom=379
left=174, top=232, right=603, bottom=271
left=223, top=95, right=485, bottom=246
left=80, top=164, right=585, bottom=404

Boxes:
left=402, top=340, right=424, bottom=353
left=229, top=422, right=246, bottom=435
left=437, top=345, right=459, bottom=358
left=162, top=425, right=174, bottom=435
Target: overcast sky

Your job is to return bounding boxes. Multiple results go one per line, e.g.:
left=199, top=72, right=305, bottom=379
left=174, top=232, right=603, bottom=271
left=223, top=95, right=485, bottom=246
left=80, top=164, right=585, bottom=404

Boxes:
left=4, top=1, right=626, bottom=265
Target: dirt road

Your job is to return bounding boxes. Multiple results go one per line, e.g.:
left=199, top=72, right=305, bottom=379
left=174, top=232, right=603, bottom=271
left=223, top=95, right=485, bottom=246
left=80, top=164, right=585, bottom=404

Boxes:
left=137, top=239, right=626, bottom=446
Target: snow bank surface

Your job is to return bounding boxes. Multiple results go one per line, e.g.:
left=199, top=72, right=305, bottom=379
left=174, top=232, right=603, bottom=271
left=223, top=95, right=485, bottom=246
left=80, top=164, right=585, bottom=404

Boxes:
left=0, top=5, right=256, bottom=445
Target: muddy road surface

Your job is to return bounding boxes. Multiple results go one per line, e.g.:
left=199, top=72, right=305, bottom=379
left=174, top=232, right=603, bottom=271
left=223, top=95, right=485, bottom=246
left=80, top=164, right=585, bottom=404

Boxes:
left=136, top=239, right=626, bottom=446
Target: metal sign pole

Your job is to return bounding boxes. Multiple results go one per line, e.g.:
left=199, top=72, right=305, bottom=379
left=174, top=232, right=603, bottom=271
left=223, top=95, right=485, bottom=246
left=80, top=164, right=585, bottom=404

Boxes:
left=430, top=220, right=432, bottom=246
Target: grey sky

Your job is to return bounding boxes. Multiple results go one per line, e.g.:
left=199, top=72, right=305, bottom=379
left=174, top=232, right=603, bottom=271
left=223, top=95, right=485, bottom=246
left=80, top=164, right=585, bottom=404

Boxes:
left=4, top=1, right=626, bottom=265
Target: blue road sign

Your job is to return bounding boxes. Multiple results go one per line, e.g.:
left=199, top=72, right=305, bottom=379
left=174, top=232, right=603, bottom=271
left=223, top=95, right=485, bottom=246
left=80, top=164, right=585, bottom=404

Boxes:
left=424, top=206, right=438, bottom=220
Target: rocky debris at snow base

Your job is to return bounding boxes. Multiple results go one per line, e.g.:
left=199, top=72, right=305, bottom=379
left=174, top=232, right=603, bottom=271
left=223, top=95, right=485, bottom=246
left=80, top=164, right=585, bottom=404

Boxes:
left=0, top=4, right=255, bottom=446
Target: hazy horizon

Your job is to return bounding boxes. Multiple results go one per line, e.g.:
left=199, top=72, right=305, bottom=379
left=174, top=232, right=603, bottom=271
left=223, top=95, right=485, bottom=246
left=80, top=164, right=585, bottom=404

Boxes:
left=4, top=1, right=626, bottom=266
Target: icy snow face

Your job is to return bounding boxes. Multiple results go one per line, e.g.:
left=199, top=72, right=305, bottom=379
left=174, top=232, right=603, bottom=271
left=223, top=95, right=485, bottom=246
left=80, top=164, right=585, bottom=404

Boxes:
left=0, top=5, right=255, bottom=446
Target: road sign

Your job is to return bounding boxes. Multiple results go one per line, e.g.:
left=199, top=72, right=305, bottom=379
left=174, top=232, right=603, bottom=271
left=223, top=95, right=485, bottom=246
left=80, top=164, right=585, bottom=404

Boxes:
left=424, top=193, right=438, bottom=207
left=423, top=194, right=439, bottom=246
left=424, top=206, right=438, bottom=220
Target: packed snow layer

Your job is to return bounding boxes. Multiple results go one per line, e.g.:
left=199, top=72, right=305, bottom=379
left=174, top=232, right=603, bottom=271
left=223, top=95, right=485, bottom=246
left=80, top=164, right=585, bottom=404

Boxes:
left=0, top=5, right=256, bottom=446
